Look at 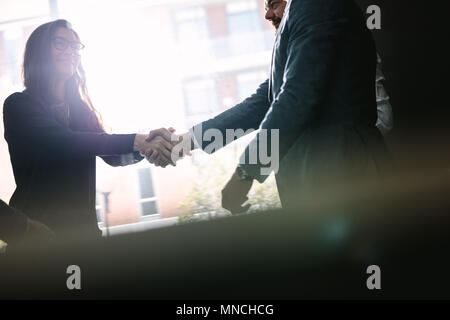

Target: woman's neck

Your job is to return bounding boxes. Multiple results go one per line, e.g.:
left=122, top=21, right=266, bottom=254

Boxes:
left=49, top=77, right=66, bottom=105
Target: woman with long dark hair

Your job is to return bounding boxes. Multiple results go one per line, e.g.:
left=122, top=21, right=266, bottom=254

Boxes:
left=3, top=20, right=173, bottom=239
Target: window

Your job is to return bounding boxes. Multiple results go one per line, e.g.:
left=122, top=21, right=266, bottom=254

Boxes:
left=183, top=78, right=218, bottom=116
left=174, top=7, right=210, bottom=59
left=1, top=27, right=23, bottom=86
left=226, top=0, right=261, bottom=34
left=226, top=0, right=264, bottom=56
left=0, top=0, right=49, bottom=22
left=137, top=167, right=159, bottom=217
left=141, top=201, right=158, bottom=216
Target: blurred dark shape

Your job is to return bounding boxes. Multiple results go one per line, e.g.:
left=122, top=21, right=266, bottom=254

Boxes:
left=1, top=167, right=450, bottom=299
left=1, top=0, right=449, bottom=300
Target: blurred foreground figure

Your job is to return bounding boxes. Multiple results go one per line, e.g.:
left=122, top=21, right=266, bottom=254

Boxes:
left=1, top=199, right=55, bottom=247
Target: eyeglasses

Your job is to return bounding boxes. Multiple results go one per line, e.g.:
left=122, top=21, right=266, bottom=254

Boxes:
left=52, top=37, right=85, bottom=53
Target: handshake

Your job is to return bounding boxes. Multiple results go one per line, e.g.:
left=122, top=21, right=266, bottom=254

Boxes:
left=134, top=127, right=253, bottom=215
left=133, top=127, right=195, bottom=167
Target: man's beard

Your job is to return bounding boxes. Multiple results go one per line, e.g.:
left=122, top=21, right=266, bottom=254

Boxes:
left=272, top=18, right=282, bottom=34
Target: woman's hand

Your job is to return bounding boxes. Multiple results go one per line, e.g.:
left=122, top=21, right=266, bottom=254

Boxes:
left=134, top=130, right=175, bottom=167
left=136, top=128, right=195, bottom=167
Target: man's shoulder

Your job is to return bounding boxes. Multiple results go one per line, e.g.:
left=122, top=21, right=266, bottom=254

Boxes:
left=286, top=0, right=356, bottom=26
left=288, top=0, right=350, bottom=10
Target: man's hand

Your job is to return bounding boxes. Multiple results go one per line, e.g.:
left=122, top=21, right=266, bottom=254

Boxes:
left=145, top=127, right=179, bottom=167
left=169, top=131, right=195, bottom=164
left=221, top=169, right=253, bottom=214
left=145, top=129, right=195, bottom=167
left=134, top=129, right=175, bottom=167
left=146, top=127, right=176, bottom=144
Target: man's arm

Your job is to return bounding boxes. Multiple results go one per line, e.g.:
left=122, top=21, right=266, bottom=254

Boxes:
left=190, top=79, right=270, bottom=152
left=240, top=4, right=352, bottom=182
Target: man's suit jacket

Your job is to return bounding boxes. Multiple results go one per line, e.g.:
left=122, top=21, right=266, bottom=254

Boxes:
left=192, top=0, right=387, bottom=206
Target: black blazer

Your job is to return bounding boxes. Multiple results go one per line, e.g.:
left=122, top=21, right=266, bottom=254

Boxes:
left=191, top=0, right=388, bottom=207
left=3, top=92, right=141, bottom=237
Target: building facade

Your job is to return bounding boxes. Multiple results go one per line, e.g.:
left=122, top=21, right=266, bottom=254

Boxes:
left=0, top=0, right=279, bottom=232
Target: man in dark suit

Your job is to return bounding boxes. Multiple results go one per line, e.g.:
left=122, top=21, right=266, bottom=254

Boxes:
left=155, top=0, right=390, bottom=212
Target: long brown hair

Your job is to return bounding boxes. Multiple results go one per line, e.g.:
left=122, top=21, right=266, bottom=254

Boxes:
left=22, top=19, right=104, bottom=132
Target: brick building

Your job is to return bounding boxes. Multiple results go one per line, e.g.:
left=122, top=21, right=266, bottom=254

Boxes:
left=0, top=0, right=278, bottom=234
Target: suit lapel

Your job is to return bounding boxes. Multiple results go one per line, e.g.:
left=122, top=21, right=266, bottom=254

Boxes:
left=268, top=43, right=275, bottom=103
left=268, top=0, right=293, bottom=103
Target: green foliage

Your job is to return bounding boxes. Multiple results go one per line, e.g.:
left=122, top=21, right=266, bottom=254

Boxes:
left=248, top=175, right=281, bottom=213
left=177, top=150, right=281, bottom=224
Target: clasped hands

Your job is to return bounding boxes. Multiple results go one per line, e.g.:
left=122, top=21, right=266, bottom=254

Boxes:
left=134, top=127, right=253, bottom=215
left=133, top=128, right=193, bottom=167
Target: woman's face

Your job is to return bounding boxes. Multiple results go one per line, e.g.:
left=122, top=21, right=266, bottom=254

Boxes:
left=50, top=27, right=82, bottom=79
